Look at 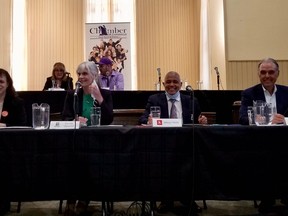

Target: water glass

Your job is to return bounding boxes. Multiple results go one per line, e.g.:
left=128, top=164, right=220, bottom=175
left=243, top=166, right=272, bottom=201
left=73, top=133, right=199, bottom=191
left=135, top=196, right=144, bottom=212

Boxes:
left=266, top=103, right=277, bottom=124
left=150, top=106, right=161, bottom=118
left=90, top=107, right=101, bottom=126
left=247, top=106, right=255, bottom=125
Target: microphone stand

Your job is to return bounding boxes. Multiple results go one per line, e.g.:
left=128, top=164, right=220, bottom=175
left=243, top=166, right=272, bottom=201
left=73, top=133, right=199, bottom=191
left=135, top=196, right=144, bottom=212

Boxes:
left=157, top=68, right=161, bottom=91
left=188, top=89, right=196, bottom=216
left=66, top=73, right=71, bottom=90
left=217, top=73, right=220, bottom=90
left=73, top=94, right=79, bottom=129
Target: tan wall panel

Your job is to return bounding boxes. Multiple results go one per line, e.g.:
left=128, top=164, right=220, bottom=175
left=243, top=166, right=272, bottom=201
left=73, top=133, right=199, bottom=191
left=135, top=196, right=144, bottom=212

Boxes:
left=27, top=0, right=84, bottom=90
left=136, top=0, right=200, bottom=90
left=225, top=0, right=288, bottom=60
left=0, top=0, right=11, bottom=71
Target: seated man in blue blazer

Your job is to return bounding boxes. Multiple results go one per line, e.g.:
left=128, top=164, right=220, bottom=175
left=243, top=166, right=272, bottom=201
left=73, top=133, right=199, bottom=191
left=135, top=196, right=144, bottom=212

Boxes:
left=139, top=71, right=207, bottom=214
left=139, top=71, right=207, bottom=125
left=239, top=57, right=288, bottom=213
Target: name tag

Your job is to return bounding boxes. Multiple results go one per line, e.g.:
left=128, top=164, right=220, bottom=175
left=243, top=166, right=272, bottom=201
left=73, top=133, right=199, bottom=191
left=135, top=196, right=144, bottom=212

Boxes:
left=152, top=118, right=182, bottom=127
left=49, top=121, right=80, bottom=129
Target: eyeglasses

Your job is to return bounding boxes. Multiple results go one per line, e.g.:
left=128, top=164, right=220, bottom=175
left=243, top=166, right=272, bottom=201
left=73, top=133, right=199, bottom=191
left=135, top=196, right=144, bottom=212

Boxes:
left=259, top=70, right=277, bottom=76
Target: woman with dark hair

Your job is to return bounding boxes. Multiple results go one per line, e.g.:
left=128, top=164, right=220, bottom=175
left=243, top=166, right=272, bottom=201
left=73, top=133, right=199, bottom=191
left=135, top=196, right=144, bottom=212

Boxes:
left=43, top=62, right=73, bottom=90
left=0, top=68, right=27, bottom=215
left=0, top=68, right=27, bottom=127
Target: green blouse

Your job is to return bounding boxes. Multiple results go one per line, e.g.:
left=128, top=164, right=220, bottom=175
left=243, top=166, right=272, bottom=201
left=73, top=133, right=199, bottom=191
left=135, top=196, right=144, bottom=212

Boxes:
left=82, top=94, right=95, bottom=126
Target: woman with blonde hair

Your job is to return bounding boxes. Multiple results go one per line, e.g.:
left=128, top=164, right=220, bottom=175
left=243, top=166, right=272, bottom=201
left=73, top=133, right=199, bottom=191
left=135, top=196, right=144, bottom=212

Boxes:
left=43, top=62, right=73, bottom=90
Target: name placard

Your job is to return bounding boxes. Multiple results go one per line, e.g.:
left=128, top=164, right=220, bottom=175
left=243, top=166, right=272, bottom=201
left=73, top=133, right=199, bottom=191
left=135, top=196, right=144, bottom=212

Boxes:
left=47, top=88, right=65, bottom=91
left=152, top=118, right=182, bottom=127
left=49, top=121, right=80, bottom=129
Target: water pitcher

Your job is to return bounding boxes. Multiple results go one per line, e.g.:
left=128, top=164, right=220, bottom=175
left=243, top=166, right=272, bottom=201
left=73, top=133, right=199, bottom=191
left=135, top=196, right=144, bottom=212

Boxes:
left=32, top=103, right=50, bottom=129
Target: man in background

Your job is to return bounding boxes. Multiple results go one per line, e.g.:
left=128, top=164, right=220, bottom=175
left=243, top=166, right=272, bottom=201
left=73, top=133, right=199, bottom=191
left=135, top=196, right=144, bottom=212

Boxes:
left=98, top=57, right=124, bottom=91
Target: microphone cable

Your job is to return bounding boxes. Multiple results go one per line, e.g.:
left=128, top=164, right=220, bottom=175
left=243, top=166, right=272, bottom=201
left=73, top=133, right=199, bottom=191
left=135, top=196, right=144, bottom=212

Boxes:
left=186, top=85, right=196, bottom=216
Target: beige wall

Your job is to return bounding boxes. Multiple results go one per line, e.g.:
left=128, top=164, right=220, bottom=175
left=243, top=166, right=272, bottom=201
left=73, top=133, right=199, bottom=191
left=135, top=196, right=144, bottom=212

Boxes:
left=0, top=0, right=12, bottom=71
left=136, top=0, right=200, bottom=90
left=224, top=0, right=288, bottom=90
left=26, top=0, right=84, bottom=90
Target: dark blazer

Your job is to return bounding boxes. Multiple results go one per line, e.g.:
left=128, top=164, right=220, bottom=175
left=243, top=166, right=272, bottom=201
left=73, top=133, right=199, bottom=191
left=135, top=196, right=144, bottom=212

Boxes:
left=43, top=76, right=73, bottom=90
left=62, top=88, right=113, bottom=125
left=0, top=95, right=27, bottom=126
left=239, top=84, right=288, bottom=125
left=138, top=92, right=202, bottom=124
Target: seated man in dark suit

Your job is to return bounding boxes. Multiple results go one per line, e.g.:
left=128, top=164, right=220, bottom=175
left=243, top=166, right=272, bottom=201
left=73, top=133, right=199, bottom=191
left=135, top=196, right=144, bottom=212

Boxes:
left=139, top=71, right=207, bottom=125
left=139, top=71, right=207, bottom=214
left=239, top=57, right=288, bottom=213
left=239, top=57, right=288, bottom=125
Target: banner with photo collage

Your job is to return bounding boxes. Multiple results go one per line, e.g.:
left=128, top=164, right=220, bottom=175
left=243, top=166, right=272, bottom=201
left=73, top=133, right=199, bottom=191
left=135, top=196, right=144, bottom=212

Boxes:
left=85, top=22, right=131, bottom=90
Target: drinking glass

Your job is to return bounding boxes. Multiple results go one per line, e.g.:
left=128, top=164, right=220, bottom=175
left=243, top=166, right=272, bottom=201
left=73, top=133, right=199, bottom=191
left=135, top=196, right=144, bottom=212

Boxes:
left=150, top=106, right=161, bottom=118
left=90, top=107, right=101, bottom=126
left=266, top=103, right=277, bottom=124
left=247, top=106, right=255, bottom=125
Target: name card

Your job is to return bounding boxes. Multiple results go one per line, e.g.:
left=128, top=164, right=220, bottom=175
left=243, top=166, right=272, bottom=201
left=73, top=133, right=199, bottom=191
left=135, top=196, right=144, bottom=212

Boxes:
left=152, top=118, right=182, bottom=127
left=47, top=88, right=65, bottom=91
left=49, top=121, right=80, bottom=129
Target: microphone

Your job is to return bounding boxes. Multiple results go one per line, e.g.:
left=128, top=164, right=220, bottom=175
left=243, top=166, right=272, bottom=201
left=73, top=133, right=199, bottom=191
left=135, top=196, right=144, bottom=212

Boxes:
left=74, top=81, right=81, bottom=96
left=214, top=67, right=221, bottom=90
left=214, top=67, right=220, bottom=76
left=156, top=68, right=161, bottom=90
left=157, top=68, right=161, bottom=81
left=186, top=85, right=193, bottom=92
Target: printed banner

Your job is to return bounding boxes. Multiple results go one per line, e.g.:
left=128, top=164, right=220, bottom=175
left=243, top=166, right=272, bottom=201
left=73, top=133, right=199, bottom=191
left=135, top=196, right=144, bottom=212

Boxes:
left=85, top=22, right=131, bottom=90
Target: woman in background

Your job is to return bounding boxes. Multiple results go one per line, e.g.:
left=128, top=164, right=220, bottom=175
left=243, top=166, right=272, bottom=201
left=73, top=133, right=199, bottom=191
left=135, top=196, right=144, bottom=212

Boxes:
left=43, top=62, right=73, bottom=90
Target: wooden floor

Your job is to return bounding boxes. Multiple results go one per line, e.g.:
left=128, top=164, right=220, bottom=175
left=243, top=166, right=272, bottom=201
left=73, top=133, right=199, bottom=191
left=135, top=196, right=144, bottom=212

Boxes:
left=5, top=200, right=288, bottom=216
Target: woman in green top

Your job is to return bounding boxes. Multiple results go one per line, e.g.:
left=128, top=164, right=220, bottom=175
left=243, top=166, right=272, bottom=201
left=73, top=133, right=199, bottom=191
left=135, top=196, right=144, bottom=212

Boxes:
left=62, top=61, right=113, bottom=126
left=62, top=61, right=113, bottom=215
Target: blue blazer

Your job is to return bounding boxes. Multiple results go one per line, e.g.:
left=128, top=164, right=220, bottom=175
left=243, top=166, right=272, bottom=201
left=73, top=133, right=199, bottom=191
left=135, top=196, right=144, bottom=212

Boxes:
left=138, top=92, right=202, bottom=124
left=239, top=84, right=288, bottom=125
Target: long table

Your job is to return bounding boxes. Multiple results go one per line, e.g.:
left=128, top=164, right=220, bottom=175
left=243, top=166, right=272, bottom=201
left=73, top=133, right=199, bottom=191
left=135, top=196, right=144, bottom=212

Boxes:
left=1, top=125, right=287, bottom=202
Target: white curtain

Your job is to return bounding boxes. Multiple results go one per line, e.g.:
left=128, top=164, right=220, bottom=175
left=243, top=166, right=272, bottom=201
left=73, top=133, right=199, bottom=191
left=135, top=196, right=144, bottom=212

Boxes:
left=199, top=0, right=211, bottom=90
left=12, top=0, right=27, bottom=91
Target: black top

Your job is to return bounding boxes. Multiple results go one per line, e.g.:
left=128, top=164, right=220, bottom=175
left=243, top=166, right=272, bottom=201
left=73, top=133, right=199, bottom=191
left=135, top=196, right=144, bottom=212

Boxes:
left=0, top=95, right=27, bottom=126
left=43, top=76, right=73, bottom=91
